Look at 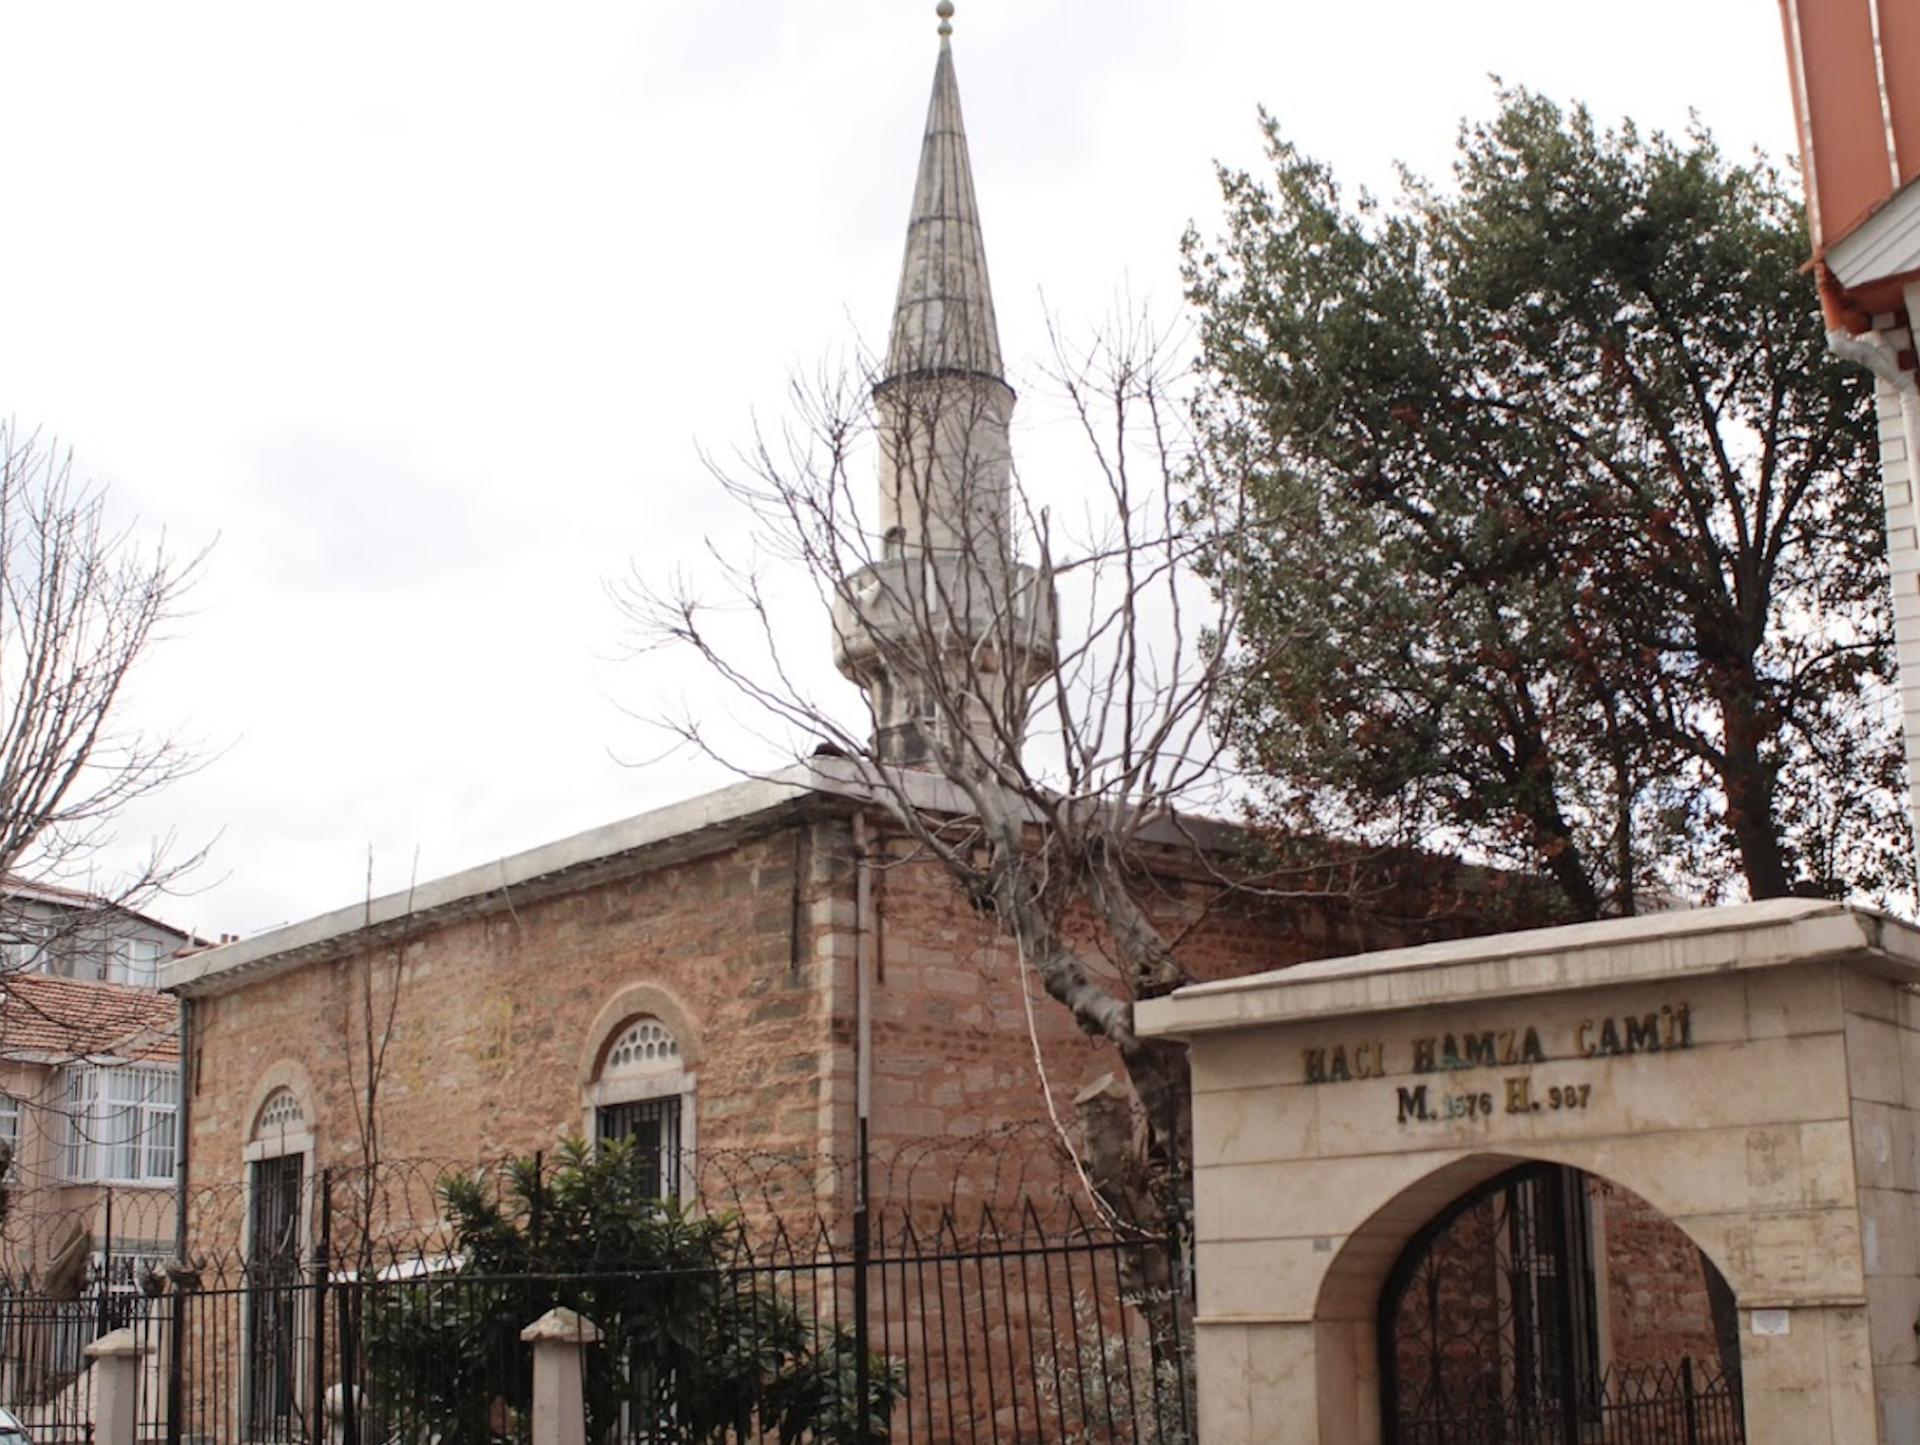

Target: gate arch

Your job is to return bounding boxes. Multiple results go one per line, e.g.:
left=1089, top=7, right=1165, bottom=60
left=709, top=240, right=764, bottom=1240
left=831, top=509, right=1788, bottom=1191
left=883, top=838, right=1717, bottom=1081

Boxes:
left=1377, top=1161, right=1745, bottom=1443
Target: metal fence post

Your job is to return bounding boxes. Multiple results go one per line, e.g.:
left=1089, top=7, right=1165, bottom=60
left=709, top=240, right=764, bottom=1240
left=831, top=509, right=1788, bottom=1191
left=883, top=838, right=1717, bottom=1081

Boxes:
left=97, top=1188, right=115, bottom=1339
left=1682, top=1355, right=1700, bottom=1445
left=312, top=1170, right=331, bottom=1445
left=853, top=1120, right=870, bottom=1445
left=165, top=1267, right=187, bottom=1445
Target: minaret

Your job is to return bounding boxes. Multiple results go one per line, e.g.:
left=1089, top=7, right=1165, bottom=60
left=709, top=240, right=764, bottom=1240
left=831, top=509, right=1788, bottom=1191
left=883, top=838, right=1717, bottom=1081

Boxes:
left=832, top=3, right=1056, bottom=769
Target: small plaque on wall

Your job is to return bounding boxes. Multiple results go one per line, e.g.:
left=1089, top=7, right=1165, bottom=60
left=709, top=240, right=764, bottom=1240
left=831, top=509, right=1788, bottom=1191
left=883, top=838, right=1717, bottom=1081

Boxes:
left=1750, top=1309, right=1790, bottom=1336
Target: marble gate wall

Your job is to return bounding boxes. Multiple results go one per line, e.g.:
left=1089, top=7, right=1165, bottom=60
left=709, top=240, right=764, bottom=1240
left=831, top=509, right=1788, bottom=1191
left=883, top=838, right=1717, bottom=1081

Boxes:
left=1138, top=897, right=1920, bottom=1445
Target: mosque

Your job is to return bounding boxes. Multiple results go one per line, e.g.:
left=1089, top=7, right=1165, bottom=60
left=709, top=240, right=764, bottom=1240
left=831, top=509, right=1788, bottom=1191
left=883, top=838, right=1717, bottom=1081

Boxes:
left=162, top=8, right=1481, bottom=1257
left=161, top=11, right=1801, bottom=1444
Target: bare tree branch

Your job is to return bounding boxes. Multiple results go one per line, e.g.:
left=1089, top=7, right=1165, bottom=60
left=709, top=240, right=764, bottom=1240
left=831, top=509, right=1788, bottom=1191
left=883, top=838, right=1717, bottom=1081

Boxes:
left=613, top=318, right=1330, bottom=1220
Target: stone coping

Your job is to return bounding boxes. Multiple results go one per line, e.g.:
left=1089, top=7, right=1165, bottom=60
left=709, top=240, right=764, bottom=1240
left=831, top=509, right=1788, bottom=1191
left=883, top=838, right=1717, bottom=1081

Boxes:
left=1137, top=899, right=1920, bottom=1038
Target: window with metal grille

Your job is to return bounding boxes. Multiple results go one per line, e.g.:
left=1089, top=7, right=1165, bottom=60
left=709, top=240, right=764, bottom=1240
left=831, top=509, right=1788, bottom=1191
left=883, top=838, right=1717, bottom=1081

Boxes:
left=0, top=1092, right=18, bottom=1179
left=596, top=1095, right=682, bottom=1199
left=61, top=1065, right=178, bottom=1184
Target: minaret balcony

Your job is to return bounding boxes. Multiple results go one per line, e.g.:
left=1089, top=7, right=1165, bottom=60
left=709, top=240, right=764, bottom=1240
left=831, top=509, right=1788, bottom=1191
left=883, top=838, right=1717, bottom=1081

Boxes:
left=831, top=553, right=1057, bottom=687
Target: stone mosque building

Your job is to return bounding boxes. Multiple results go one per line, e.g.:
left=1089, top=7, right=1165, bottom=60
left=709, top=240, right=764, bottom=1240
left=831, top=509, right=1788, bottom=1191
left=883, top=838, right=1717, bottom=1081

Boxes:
left=161, top=13, right=1778, bottom=1444
left=162, top=16, right=1464, bottom=1242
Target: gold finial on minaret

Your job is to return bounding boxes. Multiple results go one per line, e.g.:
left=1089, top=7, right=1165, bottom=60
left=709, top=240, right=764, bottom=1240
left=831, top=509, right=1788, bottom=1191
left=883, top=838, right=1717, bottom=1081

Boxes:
left=936, top=1, right=954, bottom=40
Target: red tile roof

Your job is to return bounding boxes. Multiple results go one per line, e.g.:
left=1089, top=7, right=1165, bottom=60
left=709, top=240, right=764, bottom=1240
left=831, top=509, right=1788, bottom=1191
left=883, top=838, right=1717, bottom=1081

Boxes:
left=0, top=974, right=178, bottom=1064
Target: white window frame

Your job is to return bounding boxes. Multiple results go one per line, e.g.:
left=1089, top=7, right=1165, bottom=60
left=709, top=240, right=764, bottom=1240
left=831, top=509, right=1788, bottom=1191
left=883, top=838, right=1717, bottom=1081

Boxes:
left=1, top=919, right=49, bottom=974
left=62, top=1065, right=178, bottom=1185
left=0, top=1091, right=19, bottom=1181
left=107, top=936, right=164, bottom=988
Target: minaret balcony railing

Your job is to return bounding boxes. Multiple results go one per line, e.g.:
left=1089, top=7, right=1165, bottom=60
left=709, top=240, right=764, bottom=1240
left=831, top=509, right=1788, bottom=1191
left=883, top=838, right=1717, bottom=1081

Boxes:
left=831, top=553, right=1058, bottom=688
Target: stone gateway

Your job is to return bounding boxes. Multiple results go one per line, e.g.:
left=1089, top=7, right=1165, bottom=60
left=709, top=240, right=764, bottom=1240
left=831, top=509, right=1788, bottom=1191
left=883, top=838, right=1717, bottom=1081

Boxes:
left=1139, top=898, right=1920, bottom=1445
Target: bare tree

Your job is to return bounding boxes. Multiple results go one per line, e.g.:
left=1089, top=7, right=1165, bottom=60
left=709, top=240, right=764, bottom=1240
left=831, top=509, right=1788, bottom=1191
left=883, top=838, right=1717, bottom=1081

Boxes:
left=0, top=421, right=207, bottom=969
left=338, top=849, right=417, bottom=1271
left=618, top=321, right=1267, bottom=1221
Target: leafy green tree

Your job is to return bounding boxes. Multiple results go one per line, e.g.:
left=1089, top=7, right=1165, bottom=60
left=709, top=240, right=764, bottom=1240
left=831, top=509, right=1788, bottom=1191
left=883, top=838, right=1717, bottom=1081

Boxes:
left=1184, top=90, right=1906, bottom=917
left=365, top=1138, right=898, bottom=1445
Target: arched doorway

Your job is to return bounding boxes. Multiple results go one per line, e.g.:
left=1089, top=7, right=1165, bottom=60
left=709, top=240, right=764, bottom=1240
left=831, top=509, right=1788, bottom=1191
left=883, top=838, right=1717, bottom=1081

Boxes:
left=1379, top=1161, right=1745, bottom=1443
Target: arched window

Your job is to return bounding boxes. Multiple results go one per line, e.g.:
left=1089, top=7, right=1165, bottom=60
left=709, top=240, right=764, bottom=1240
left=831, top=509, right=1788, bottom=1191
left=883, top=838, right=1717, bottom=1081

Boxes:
left=253, top=1088, right=304, bottom=1139
left=587, top=1015, right=691, bottom=1200
left=242, top=1077, right=312, bottom=1440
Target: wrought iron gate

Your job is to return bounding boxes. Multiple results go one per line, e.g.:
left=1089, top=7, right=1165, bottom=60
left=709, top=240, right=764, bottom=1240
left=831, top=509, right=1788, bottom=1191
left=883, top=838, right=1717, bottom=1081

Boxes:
left=245, top=1152, right=305, bottom=1441
left=1379, top=1162, right=1744, bottom=1445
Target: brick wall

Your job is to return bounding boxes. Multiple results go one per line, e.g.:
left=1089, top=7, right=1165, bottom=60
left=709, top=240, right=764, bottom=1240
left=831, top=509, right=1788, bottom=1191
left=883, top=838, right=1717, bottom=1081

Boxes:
left=184, top=821, right=846, bottom=1247
left=1596, top=1179, right=1727, bottom=1373
left=181, top=798, right=1538, bottom=1252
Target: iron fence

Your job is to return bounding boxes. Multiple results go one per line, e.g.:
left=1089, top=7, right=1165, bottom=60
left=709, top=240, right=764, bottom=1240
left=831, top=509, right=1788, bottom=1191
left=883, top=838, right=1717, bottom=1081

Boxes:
left=1392, top=1356, right=1744, bottom=1445
left=0, top=1152, right=1192, bottom=1445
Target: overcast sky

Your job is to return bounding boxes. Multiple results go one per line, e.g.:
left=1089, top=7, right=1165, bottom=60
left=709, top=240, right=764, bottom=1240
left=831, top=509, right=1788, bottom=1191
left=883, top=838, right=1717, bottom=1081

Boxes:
left=0, top=2, right=1801, bottom=940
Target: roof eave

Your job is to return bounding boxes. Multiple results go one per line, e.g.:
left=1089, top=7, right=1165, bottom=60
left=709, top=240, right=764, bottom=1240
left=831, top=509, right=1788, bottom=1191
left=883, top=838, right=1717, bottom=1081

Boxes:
left=163, top=765, right=866, bottom=998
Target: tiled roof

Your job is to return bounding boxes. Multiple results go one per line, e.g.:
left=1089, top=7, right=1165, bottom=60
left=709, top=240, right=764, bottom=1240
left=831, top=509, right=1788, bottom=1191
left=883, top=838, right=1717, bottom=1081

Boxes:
left=0, top=974, right=178, bottom=1064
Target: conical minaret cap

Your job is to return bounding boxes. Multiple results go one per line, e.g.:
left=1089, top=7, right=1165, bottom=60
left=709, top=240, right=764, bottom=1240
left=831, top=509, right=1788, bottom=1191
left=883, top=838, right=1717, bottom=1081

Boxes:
left=885, top=34, right=1005, bottom=383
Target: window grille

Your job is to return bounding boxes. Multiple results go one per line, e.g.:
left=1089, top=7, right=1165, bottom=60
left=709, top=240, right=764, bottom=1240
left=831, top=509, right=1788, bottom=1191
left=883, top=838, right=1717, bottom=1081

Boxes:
left=253, top=1088, right=304, bottom=1138
left=595, top=1096, right=683, bottom=1200
left=604, top=1018, right=680, bottom=1074
left=62, top=1066, right=179, bottom=1184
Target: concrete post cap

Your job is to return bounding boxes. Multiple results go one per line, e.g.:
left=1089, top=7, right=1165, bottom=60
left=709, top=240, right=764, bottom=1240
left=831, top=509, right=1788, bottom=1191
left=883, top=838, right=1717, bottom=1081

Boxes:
left=520, top=1306, right=603, bottom=1345
left=84, top=1328, right=153, bottom=1360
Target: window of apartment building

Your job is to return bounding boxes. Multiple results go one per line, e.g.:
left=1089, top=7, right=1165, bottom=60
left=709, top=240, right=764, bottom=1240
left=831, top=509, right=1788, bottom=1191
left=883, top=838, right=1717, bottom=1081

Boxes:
left=61, top=1065, right=178, bottom=1184
left=107, top=936, right=164, bottom=987
left=2, top=909, right=170, bottom=986
left=0, top=919, right=48, bottom=973
left=588, top=1016, right=691, bottom=1201
left=0, top=1091, right=17, bottom=1179
left=46, top=933, right=163, bottom=986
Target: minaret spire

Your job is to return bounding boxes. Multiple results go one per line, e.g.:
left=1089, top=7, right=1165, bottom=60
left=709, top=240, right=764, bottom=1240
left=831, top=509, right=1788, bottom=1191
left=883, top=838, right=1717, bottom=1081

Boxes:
left=831, top=6, right=1056, bottom=770
left=886, top=3, right=1003, bottom=385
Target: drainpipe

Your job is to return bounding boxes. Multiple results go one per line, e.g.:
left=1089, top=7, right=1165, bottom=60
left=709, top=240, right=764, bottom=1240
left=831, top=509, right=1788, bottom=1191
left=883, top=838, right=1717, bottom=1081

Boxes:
left=173, top=994, right=191, bottom=1260
left=852, top=811, right=874, bottom=1176
left=1828, top=321, right=1920, bottom=873
left=850, top=810, right=875, bottom=1435
left=168, top=993, right=191, bottom=1445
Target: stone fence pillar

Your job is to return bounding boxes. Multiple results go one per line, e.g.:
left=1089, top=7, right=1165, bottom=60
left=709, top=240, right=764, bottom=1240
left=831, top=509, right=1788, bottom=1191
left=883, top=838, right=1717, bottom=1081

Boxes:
left=324, top=1382, right=364, bottom=1445
left=522, top=1307, right=602, bottom=1445
left=84, top=1329, right=152, bottom=1445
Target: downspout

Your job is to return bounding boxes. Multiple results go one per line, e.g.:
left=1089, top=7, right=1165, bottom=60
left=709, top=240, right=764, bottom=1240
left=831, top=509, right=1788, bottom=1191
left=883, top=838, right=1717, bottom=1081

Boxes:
left=852, top=812, right=874, bottom=1170
left=1828, top=322, right=1920, bottom=870
left=851, top=810, right=875, bottom=1433
left=173, top=992, right=191, bottom=1260
left=168, top=992, right=191, bottom=1445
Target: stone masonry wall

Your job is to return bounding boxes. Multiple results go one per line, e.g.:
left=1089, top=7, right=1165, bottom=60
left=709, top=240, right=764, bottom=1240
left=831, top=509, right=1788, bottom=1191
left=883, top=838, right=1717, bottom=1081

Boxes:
left=855, top=825, right=1503, bottom=1199
left=184, top=802, right=1535, bottom=1251
left=184, top=821, right=845, bottom=1251
left=1596, top=1181, right=1726, bottom=1375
